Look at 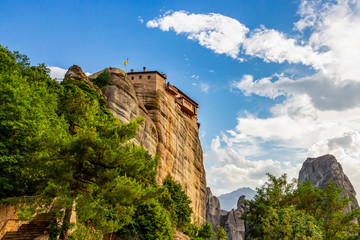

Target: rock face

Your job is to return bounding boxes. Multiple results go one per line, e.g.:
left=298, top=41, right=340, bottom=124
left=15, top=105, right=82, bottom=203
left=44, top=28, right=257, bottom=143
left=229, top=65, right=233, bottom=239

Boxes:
left=221, top=195, right=246, bottom=240
left=299, top=154, right=359, bottom=214
left=206, top=187, right=221, bottom=231
left=73, top=66, right=206, bottom=224
left=65, top=65, right=107, bottom=100
left=206, top=187, right=246, bottom=240
left=218, top=187, right=256, bottom=211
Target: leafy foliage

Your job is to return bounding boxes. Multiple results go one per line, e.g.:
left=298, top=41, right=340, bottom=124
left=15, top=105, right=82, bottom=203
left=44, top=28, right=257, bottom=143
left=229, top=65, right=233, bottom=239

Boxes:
left=184, top=222, right=214, bottom=240
left=162, top=176, right=193, bottom=229
left=214, top=226, right=227, bottom=240
left=69, top=221, right=102, bottom=240
left=89, top=70, right=110, bottom=93
left=244, top=173, right=360, bottom=240
left=0, top=45, right=187, bottom=240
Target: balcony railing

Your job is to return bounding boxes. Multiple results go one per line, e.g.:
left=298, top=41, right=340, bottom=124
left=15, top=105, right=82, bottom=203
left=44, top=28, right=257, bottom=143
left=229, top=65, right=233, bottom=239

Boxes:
left=165, top=83, right=178, bottom=95
left=176, top=97, right=195, bottom=115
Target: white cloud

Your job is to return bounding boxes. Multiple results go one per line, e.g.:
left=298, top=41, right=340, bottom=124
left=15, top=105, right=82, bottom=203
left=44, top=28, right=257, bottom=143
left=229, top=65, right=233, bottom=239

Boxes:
left=233, top=73, right=360, bottom=111
left=149, top=1, right=360, bottom=197
left=48, top=66, right=67, bottom=81
left=294, top=0, right=320, bottom=31
left=242, top=27, right=330, bottom=70
left=191, top=74, right=199, bottom=79
left=148, top=1, right=360, bottom=77
left=147, top=11, right=249, bottom=59
left=206, top=135, right=302, bottom=196
left=138, top=16, right=144, bottom=24
left=308, top=131, right=360, bottom=201
left=48, top=66, right=91, bottom=80
left=146, top=10, right=330, bottom=68
left=200, top=83, right=210, bottom=92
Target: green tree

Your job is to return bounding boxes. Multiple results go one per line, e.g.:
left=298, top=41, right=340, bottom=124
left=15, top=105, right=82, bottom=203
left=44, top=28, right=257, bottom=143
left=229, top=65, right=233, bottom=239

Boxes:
left=0, top=45, right=167, bottom=239
left=244, top=173, right=360, bottom=240
left=214, top=226, right=227, bottom=240
left=161, top=176, right=193, bottom=230
left=0, top=45, right=67, bottom=198
left=134, top=200, right=174, bottom=240
left=197, top=222, right=214, bottom=239
left=89, top=70, right=110, bottom=93
left=261, top=206, right=323, bottom=240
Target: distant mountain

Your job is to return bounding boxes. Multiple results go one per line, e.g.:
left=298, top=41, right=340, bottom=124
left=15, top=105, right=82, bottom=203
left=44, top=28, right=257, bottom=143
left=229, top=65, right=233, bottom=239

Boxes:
left=217, top=187, right=257, bottom=211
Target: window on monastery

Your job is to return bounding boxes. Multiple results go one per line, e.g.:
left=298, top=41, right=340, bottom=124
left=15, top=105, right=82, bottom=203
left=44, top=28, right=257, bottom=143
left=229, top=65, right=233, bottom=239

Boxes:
left=148, top=76, right=151, bottom=79
left=139, top=76, right=142, bottom=79
left=131, top=77, right=134, bottom=80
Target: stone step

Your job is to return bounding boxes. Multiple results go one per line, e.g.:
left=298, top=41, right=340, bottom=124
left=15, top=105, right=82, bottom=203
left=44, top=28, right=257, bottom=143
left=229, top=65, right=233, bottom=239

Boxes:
left=2, top=205, right=61, bottom=240
left=2, top=231, right=45, bottom=240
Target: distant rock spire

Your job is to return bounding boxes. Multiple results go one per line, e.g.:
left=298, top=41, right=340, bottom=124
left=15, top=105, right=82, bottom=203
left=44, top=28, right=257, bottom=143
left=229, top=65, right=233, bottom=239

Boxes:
left=299, top=154, right=359, bottom=214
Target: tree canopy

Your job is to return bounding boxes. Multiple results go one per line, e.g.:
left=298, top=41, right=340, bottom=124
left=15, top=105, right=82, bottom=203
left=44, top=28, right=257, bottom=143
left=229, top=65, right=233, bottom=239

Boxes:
left=244, top=173, right=360, bottom=240
left=0, top=45, right=195, bottom=239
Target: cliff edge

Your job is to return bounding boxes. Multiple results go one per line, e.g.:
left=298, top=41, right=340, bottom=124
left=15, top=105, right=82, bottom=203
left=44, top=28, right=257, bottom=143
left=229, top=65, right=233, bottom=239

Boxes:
left=68, top=66, right=206, bottom=224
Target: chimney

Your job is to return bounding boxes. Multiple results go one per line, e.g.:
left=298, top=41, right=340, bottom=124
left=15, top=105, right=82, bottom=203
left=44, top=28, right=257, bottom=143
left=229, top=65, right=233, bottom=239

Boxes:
left=130, top=69, right=134, bottom=73
left=143, top=67, right=146, bottom=72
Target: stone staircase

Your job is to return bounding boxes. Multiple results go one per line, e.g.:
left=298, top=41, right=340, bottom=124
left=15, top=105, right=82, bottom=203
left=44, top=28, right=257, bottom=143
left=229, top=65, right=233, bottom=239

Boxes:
left=1, top=209, right=57, bottom=240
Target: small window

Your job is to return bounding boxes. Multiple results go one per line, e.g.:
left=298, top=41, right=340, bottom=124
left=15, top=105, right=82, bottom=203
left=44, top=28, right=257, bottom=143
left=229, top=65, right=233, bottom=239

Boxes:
left=148, top=76, right=151, bottom=79
left=131, top=77, right=134, bottom=80
left=139, top=76, right=142, bottom=79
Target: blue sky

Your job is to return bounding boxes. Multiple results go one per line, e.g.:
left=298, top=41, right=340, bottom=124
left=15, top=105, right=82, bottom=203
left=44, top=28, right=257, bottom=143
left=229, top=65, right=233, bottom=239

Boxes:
left=2, top=0, right=360, bottom=197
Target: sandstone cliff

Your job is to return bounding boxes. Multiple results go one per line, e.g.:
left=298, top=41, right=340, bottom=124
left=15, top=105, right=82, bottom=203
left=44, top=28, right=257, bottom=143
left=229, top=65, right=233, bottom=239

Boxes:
left=299, top=154, right=359, bottom=214
left=67, top=66, right=206, bottom=224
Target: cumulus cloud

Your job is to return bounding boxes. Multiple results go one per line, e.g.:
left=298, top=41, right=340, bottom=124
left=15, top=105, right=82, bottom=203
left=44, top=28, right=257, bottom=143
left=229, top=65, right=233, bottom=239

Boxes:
left=233, top=73, right=360, bottom=111
left=147, top=11, right=249, bottom=59
left=48, top=66, right=91, bottom=81
left=48, top=66, right=67, bottom=81
left=146, top=10, right=330, bottom=69
left=206, top=135, right=302, bottom=195
left=148, top=1, right=360, bottom=197
left=242, top=27, right=329, bottom=70
left=148, top=1, right=360, bottom=78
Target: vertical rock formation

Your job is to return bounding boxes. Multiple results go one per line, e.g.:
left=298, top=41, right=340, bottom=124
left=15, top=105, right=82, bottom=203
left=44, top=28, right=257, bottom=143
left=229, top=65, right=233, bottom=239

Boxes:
left=206, top=189, right=246, bottom=240
left=222, top=195, right=246, bottom=240
left=206, top=187, right=221, bottom=231
left=72, top=66, right=207, bottom=224
left=299, top=154, right=359, bottom=214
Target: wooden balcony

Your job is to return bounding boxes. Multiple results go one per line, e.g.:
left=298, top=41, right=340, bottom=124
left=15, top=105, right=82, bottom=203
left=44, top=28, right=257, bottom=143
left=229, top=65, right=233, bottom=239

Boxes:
left=176, top=97, right=196, bottom=116
left=165, top=83, right=178, bottom=95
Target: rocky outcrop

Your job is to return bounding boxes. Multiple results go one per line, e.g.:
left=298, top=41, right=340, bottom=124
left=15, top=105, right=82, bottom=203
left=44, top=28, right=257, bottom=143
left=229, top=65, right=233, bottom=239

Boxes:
left=73, top=66, right=206, bottom=224
left=94, top=67, right=158, bottom=156
left=209, top=194, right=246, bottom=240
left=65, top=65, right=106, bottom=100
left=299, top=154, right=359, bottom=214
left=222, top=195, right=246, bottom=240
left=131, top=74, right=206, bottom=223
left=174, top=230, right=190, bottom=240
left=206, top=188, right=221, bottom=231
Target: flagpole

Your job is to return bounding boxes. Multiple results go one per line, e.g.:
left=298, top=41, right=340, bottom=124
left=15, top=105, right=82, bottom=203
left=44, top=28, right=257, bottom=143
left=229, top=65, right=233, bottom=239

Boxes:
left=123, top=58, right=128, bottom=77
